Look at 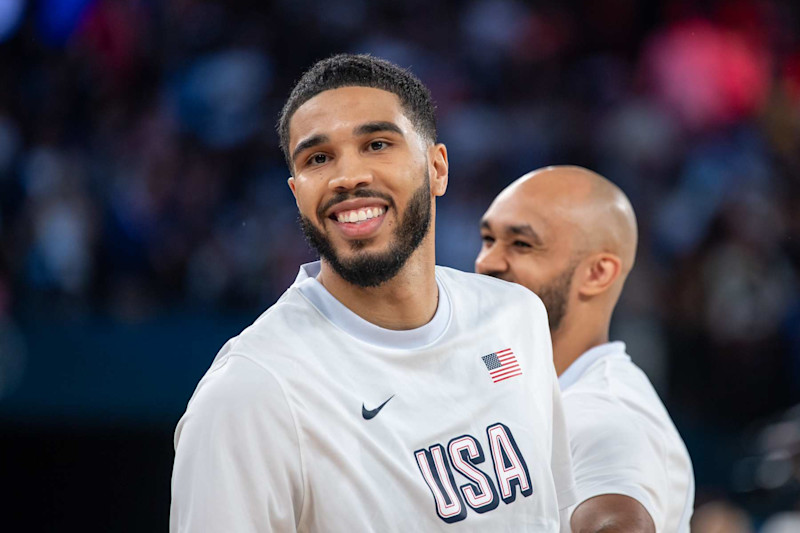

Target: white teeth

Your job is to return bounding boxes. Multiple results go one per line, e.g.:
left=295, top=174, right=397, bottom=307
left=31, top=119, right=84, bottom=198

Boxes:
left=335, top=206, right=386, bottom=223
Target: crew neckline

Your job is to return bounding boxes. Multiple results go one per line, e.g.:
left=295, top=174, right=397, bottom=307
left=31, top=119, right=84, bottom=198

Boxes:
left=292, top=261, right=452, bottom=350
left=558, top=341, right=627, bottom=391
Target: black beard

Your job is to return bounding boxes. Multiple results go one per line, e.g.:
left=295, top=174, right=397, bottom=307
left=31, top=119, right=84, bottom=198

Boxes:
left=299, top=173, right=432, bottom=288
left=535, top=261, right=577, bottom=332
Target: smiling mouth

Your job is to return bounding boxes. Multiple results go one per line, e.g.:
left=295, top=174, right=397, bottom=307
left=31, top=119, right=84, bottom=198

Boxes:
left=332, top=206, right=387, bottom=224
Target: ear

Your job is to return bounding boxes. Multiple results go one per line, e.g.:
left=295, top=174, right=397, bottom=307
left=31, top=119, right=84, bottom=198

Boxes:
left=428, top=143, right=448, bottom=197
left=287, top=176, right=298, bottom=205
left=577, top=253, right=622, bottom=297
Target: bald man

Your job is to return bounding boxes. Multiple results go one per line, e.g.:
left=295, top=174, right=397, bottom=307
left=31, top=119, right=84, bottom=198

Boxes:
left=476, top=166, right=694, bottom=533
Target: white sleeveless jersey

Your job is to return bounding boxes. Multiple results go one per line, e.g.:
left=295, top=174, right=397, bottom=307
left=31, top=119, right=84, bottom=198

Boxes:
left=559, top=342, right=695, bottom=532
left=171, top=262, right=576, bottom=532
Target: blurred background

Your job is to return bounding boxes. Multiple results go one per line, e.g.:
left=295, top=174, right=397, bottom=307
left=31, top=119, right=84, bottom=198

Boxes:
left=0, top=0, right=799, bottom=530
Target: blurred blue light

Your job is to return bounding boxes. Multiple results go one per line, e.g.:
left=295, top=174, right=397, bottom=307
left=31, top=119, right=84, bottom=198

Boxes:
left=0, top=0, right=25, bottom=43
left=35, top=0, right=94, bottom=47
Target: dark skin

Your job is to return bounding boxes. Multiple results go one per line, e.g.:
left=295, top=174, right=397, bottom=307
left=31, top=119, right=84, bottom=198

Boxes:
left=571, top=494, right=655, bottom=533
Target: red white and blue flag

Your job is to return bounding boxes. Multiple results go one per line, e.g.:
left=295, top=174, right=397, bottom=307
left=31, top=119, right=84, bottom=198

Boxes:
left=481, top=348, right=522, bottom=383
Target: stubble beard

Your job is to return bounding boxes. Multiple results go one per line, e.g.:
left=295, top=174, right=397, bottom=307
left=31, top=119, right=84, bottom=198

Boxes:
left=535, top=261, right=578, bottom=332
left=299, top=171, right=432, bottom=288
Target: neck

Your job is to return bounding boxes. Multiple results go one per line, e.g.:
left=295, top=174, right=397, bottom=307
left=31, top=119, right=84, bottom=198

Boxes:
left=317, top=241, right=438, bottom=330
left=551, top=310, right=610, bottom=376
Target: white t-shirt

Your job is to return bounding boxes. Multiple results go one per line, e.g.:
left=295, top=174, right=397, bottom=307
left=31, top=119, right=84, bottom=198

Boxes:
left=171, top=262, right=577, bottom=532
left=559, top=341, right=695, bottom=532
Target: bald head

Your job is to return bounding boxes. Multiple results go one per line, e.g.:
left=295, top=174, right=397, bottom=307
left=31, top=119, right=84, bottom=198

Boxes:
left=476, top=165, right=638, bottom=335
left=495, top=165, right=637, bottom=273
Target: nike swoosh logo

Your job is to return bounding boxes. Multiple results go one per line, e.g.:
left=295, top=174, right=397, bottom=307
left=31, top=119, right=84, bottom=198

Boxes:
left=362, top=395, right=395, bottom=420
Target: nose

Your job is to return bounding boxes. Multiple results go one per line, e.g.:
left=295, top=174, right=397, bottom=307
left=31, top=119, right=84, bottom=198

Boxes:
left=328, top=151, right=373, bottom=192
left=475, top=243, right=508, bottom=277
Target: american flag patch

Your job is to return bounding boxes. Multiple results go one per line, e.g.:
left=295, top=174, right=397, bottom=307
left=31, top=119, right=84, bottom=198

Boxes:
left=481, top=348, right=522, bottom=383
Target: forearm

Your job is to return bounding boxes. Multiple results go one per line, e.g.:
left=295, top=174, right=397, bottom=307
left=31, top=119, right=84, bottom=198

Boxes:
left=570, top=494, right=655, bottom=533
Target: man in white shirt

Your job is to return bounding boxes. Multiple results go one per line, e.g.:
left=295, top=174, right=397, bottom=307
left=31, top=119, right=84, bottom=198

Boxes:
left=476, top=166, right=695, bottom=532
left=170, top=54, right=576, bottom=532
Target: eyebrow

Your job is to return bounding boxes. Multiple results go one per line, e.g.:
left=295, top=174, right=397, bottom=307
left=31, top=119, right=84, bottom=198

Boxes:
left=353, top=121, right=404, bottom=137
left=508, top=224, right=543, bottom=245
left=481, top=220, right=544, bottom=246
left=291, top=134, right=329, bottom=164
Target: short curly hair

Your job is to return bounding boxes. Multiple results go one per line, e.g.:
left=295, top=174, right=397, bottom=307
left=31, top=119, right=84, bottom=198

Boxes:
left=277, top=54, right=437, bottom=170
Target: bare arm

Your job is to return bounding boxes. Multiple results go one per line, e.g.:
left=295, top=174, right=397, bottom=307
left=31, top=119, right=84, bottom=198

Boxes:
left=570, top=494, right=655, bottom=533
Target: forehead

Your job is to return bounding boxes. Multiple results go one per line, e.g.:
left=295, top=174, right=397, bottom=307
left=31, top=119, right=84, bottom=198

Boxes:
left=483, top=185, right=569, bottom=239
left=288, top=86, right=412, bottom=146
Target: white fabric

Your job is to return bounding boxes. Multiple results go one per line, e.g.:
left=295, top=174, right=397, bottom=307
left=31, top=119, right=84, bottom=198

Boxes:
left=559, top=342, right=695, bottom=533
left=293, top=261, right=452, bottom=350
left=171, top=262, right=577, bottom=532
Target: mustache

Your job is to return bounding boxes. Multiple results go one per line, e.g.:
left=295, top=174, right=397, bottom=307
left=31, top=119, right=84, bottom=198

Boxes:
left=317, top=189, right=395, bottom=219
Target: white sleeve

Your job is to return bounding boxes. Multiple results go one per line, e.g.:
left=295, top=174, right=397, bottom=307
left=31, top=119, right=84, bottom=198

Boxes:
left=170, top=355, right=304, bottom=533
left=565, top=394, right=666, bottom=528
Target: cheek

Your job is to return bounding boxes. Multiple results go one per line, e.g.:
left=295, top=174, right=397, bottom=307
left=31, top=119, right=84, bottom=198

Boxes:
left=514, top=260, right=551, bottom=290
left=292, top=180, right=321, bottom=216
left=292, top=191, right=309, bottom=215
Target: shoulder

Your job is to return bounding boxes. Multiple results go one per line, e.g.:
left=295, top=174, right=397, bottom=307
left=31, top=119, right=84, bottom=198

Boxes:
left=436, top=266, right=532, bottom=296
left=184, top=354, right=289, bottom=421
left=435, top=266, right=546, bottom=316
left=563, top=353, right=684, bottom=477
left=564, top=353, right=661, bottom=410
left=174, top=353, right=301, bottom=454
left=183, top=289, right=318, bottom=415
left=565, top=384, right=650, bottom=445
left=175, top=349, right=306, bottom=450
left=211, top=287, right=323, bottom=367
left=249, top=286, right=320, bottom=335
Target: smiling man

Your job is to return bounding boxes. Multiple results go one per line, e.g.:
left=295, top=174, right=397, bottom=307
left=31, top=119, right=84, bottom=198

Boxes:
left=170, top=55, right=576, bottom=532
left=476, top=166, right=695, bottom=532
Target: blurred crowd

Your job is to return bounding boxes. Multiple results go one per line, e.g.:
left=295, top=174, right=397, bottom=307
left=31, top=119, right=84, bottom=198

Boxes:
left=0, top=0, right=799, bottom=529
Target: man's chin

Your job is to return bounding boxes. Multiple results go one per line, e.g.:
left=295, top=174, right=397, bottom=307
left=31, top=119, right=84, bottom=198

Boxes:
left=324, top=250, right=407, bottom=288
left=330, top=247, right=390, bottom=267
left=330, top=235, right=387, bottom=254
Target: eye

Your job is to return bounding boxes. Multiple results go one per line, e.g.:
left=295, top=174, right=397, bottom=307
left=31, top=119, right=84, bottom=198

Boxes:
left=368, top=140, right=388, bottom=151
left=308, top=153, right=328, bottom=166
left=513, top=240, right=532, bottom=249
left=481, top=234, right=495, bottom=245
